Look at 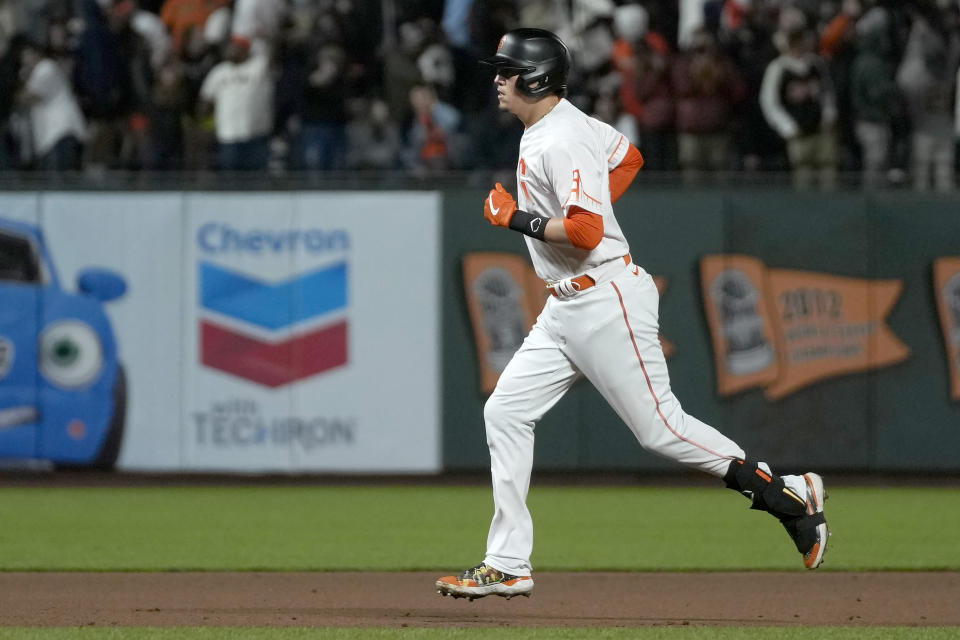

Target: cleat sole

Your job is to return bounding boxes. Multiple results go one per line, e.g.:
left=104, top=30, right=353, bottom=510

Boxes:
left=435, top=572, right=534, bottom=601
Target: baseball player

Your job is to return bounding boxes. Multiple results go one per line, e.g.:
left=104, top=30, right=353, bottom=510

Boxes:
left=436, top=28, right=830, bottom=601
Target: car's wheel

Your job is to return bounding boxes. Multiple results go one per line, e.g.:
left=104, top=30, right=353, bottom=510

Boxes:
left=54, top=365, right=127, bottom=472
left=90, top=364, right=126, bottom=470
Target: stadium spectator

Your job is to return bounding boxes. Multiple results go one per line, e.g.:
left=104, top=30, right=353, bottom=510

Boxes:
left=418, top=39, right=456, bottom=101
left=1, top=0, right=959, bottom=190
left=573, top=17, right=617, bottom=96
left=160, top=0, right=226, bottom=56
left=383, top=20, right=428, bottom=130
left=404, top=82, right=461, bottom=175
left=721, top=0, right=781, bottom=171
left=820, top=0, right=863, bottom=172
left=294, top=43, right=349, bottom=171
left=629, top=39, right=676, bottom=171
left=672, top=27, right=744, bottom=181
left=344, top=97, right=401, bottom=171
left=16, top=41, right=86, bottom=170
left=612, top=3, right=675, bottom=171
left=760, top=28, right=837, bottom=189
left=772, top=4, right=810, bottom=54
left=897, top=13, right=957, bottom=192
left=198, top=35, right=274, bottom=171
left=850, top=7, right=899, bottom=189
left=75, top=0, right=154, bottom=170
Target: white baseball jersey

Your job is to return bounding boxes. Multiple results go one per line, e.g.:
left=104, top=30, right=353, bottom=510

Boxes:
left=516, top=98, right=631, bottom=283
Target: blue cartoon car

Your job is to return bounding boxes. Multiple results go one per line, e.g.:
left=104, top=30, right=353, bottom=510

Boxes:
left=0, top=218, right=127, bottom=469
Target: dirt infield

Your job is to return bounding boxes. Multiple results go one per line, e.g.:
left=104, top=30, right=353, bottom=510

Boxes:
left=2, top=571, right=958, bottom=628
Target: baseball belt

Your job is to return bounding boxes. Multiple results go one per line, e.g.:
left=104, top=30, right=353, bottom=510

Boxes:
left=548, top=255, right=631, bottom=297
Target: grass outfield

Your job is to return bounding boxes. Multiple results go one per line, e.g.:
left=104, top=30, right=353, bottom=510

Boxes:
left=1, top=629, right=959, bottom=639
left=0, top=485, right=959, bottom=571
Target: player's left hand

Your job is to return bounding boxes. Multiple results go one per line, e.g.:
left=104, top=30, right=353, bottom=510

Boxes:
left=483, top=183, right=517, bottom=227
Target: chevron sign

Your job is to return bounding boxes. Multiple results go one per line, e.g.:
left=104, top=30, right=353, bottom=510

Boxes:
left=199, top=261, right=348, bottom=387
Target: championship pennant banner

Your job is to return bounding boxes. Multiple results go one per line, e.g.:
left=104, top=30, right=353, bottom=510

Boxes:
left=700, top=255, right=910, bottom=400
left=463, top=252, right=673, bottom=393
left=934, top=257, right=960, bottom=401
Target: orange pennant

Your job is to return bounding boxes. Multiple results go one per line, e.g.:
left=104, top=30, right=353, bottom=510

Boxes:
left=463, top=253, right=542, bottom=394
left=764, top=270, right=910, bottom=400
left=934, top=257, right=960, bottom=401
left=701, top=255, right=910, bottom=399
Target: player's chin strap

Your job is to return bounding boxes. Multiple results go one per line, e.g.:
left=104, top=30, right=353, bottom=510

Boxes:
left=723, top=458, right=824, bottom=553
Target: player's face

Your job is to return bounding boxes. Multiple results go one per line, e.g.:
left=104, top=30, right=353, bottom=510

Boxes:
left=493, top=71, right=522, bottom=113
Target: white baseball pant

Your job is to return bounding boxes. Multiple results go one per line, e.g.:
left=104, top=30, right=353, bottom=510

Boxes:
left=483, top=259, right=747, bottom=576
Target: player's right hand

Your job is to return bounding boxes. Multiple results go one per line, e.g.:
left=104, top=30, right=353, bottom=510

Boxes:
left=483, top=183, right=517, bottom=228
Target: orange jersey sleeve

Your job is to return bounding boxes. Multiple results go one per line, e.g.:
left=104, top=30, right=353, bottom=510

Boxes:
left=609, top=144, right=644, bottom=203
left=563, top=206, right=604, bottom=250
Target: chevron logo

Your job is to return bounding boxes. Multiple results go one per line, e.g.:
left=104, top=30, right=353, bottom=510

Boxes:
left=199, top=261, right=348, bottom=387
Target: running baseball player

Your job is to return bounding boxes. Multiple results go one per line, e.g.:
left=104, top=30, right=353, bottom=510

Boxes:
left=436, top=28, right=830, bottom=601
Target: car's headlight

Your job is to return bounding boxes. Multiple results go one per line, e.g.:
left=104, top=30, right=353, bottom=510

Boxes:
left=39, top=320, right=104, bottom=389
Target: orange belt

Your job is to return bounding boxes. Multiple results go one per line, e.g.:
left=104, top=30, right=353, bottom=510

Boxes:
left=548, top=255, right=631, bottom=297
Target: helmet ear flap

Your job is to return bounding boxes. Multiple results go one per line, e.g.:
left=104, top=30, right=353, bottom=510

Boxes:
left=523, top=78, right=544, bottom=96
left=517, top=70, right=563, bottom=98
left=515, top=75, right=532, bottom=96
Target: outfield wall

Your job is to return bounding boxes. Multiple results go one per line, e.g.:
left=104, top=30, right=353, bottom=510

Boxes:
left=443, top=188, right=960, bottom=473
left=1, top=188, right=958, bottom=473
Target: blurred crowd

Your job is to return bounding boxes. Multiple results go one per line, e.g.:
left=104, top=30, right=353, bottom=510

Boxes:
left=1, top=0, right=960, bottom=190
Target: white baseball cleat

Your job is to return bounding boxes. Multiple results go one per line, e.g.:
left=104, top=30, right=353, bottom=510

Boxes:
left=435, top=563, right=534, bottom=600
left=801, top=472, right=830, bottom=569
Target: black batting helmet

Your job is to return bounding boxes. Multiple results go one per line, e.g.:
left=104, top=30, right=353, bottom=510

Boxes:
left=481, top=28, right=571, bottom=98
